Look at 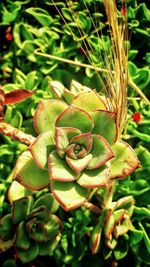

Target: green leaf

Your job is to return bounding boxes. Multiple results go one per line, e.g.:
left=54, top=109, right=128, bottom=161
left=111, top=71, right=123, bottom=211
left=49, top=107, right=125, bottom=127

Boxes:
left=87, top=134, right=114, bottom=169
left=113, top=219, right=130, bottom=238
left=38, top=234, right=61, bottom=255
left=15, top=222, right=30, bottom=249
left=90, top=221, right=103, bottom=254
left=77, top=163, right=110, bottom=188
left=49, top=80, right=65, bottom=99
left=66, top=154, right=92, bottom=174
left=116, top=196, right=134, bottom=210
left=29, top=130, right=55, bottom=170
left=12, top=196, right=34, bottom=224
left=8, top=181, right=32, bottom=204
left=61, top=8, right=73, bottom=21
left=63, top=88, right=76, bottom=104
left=0, top=215, right=14, bottom=241
left=139, top=223, right=150, bottom=254
left=2, top=259, right=17, bottom=267
left=56, top=127, right=81, bottom=158
left=110, top=141, right=139, bottom=179
left=90, top=208, right=108, bottom=254
left=17, top=241, right=39, bottom=263
left=91, top=110, right=117, bottom=145
left=129, top=229, right=143, bottom=245
left=51, top=180, right=89, bottom=211
left=71, top=91, right=107, bottom=112
left=28, top=206, right=50, bottom=222
left=131, top=239, right=150, bottom=264
left=133, top=206, right=150, bottom=220
left=14, top=151, right=49, bottom=190
left=26, top=7, right=53, bottom=26
left=56, top=106, right=94, bottom=133
left=104, top=214, right=114, bottom=240
left=26, top=217, right=55, bottom=242
left=49, top=150, right=76, bottom=182
left=33, top=193, right=59, bottom=213
left=70, top=80, right=91, bottom=95
left=114, top=238, right=129, bottom=260
left=113, top=209, right=126, bottom=225
left=34, top=99, right=68, bottom=134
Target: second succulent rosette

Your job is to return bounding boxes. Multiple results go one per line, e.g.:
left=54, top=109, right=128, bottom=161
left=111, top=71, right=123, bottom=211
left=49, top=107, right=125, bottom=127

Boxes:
left=14, top=81, right=139, bottom=211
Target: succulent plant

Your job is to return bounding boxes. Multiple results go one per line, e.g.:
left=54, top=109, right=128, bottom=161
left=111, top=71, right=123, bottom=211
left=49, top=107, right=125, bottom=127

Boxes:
left=13, top=80, right=139, bottom=211
left=90, top=196, right=134, bottom=254
left=0, top=193, right=61, bottom=263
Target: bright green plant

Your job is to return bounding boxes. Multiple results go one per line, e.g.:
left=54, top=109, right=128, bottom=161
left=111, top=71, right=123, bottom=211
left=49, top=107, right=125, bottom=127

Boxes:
left=0, top=193, right=61, bottom=263
left=90, top=195, right=134, bottom=254
left=13, top=81, right=139, bottom=211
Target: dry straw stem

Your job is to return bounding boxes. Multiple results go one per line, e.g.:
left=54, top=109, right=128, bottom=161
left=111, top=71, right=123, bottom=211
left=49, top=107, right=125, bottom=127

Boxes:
left=49, top=0, right=150, bottom=136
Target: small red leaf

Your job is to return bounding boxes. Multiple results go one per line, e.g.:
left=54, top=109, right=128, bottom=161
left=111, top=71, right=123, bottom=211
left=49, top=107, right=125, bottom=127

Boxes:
left=5, top=89, right=34, bottom=104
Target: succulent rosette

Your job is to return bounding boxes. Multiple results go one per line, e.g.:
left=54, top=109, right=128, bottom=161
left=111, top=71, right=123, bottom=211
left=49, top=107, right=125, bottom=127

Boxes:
left=90, top=196, right=134, bottom=254
left=0, top=194, right=61, bottom=263
left=13, top=81, right=139, bottom=211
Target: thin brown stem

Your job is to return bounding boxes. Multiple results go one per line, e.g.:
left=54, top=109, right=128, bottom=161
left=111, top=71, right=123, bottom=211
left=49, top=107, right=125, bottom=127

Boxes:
left=0, top=122, right=35, bottom=146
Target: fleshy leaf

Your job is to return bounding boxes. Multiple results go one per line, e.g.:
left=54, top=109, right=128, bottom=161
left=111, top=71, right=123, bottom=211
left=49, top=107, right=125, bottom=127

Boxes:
left=50, top=180, right=89, bottom=211
left=29, top=130, right=55, bottom=170
left=34, top=99, right=68, bottom=134
left=33, top=193, right=59, bottom=213
left=77, top=163, right=110, bottom=188
left=12, top=196, right=34, bottom=224
left=65, top=144, right=78, bottom=159
left=49, top=81, right=65, bottom=99
left=26, top=218, right=48, bottom=242
left=70, top=132, right=92, bottom=154
left=0, top=215, right=14, bottom=241
left=70, top=80, right=91, bottom=95
left=90, top=221, right=103, bottom=254
left=56, top=105, right=94, bottom=133
left=71, top=91, right=107, bottom=111
left=56, top=127, right=81, bottom=158
left=49, top=150, right=76, bottom=182
left=17, top=241, right=39, bottom=263
left=113, top=219, right=130, bottom=238
left=91, top=110, right=117, bottom=144
left=14, top=151, right=49, bottom=190
left=8, top=181, right=32, bottom=204
left=113, top=209, right=126, bottom=225
left=104, top=214, right=115, bottom=240
left=90, top=209, right=107, bottom=254
left=110, top=141, right=139, bottom=179
left=63, top=88, right=76, bottom=104
left=66, top=154, right=92, bottom=174
left=5, top=89, right=34, bottom=104
left=129, top=229, right=143, bottom=245
left=38, top=234, right=61, bottom=256
left=15, top=222, right=30, bottom=249
left=87, top=135, right=114, bottom=169
left=27, top=206, right=50, bottom=222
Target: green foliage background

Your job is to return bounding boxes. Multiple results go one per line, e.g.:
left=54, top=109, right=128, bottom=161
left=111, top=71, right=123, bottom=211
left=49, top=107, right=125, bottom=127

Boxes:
left=0, top=0, right=150, bottom=266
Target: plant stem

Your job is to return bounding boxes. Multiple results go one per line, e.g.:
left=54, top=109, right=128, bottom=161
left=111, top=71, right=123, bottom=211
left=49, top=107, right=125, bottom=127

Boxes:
left=0, top=122, right=35, bottom=146
left=103, top=180, right=116, bottom=207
